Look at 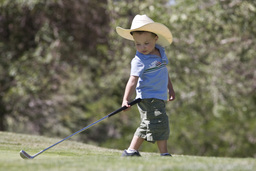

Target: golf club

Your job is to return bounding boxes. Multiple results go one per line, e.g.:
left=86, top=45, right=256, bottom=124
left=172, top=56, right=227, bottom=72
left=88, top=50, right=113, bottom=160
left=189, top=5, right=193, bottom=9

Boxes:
left=20, top=98, right=141, bottom=159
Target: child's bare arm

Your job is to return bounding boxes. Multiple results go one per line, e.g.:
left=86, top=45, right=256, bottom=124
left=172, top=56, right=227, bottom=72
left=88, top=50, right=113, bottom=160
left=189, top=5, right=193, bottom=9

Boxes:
left=122, top=75, right=139, bottom=108
left=167, top=75, right=175, bottom=101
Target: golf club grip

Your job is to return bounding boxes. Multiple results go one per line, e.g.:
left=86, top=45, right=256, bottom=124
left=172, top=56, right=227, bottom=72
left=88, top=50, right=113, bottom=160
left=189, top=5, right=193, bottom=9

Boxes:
left=108, top=98, right=141, bottom=117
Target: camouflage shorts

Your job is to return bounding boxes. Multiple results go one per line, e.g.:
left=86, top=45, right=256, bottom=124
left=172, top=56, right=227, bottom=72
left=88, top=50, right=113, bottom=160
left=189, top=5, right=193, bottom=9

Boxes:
left=135, top=98, right=170, bottom=143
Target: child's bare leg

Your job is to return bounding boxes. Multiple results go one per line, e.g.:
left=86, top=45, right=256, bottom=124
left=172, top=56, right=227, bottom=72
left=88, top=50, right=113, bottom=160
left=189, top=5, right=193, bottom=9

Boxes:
left=128, top=135, right=144, bottom=150
left=157, top=140, right=168, bottom=153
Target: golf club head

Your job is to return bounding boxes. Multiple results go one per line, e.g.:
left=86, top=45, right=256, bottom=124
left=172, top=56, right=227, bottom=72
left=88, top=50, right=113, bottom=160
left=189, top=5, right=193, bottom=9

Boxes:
left=20, top=150, right=33, bottom=159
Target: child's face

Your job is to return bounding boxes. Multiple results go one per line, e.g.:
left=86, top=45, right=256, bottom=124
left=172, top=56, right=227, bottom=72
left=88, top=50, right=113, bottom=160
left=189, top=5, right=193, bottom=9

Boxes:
left=132, top=32, right=158, bottom=55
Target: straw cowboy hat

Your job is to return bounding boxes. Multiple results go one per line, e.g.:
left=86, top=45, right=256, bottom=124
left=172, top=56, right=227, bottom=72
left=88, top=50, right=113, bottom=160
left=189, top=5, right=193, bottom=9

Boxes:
left=116, top=14, right=172, bottom=47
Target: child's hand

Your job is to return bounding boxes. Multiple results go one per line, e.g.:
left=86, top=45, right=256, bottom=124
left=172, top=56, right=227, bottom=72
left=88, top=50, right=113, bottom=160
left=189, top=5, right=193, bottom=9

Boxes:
left=122, top=100, right=131, bottom=111
left=168, top=90, right=175, bottom=102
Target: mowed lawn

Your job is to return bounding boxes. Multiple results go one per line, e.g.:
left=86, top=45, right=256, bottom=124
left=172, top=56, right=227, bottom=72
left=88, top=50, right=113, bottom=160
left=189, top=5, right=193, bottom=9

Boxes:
left=0, top=131, right=255, bottom=171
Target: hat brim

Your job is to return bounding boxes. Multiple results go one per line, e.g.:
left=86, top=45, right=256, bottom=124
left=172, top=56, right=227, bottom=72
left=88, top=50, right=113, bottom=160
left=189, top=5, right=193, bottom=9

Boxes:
left=116, top=23, right=172, bottom=47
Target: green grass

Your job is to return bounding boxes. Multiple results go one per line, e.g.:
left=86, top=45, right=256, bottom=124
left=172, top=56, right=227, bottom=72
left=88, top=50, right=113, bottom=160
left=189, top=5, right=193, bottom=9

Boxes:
left=0, top=131, right=255, bottom=171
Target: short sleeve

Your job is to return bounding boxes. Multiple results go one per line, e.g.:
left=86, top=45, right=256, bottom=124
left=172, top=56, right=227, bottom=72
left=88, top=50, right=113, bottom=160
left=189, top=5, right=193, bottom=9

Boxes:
left=130, top=56, right=144, bottom=77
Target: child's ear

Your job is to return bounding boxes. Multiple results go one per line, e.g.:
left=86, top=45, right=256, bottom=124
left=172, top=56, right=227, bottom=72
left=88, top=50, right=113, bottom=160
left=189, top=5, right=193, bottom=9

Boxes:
left=155, top=35, right=159, bottom=41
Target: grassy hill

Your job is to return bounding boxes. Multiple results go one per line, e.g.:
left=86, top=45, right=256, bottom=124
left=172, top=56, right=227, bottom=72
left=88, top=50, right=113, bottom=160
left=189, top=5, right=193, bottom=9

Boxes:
left=0, top=131, right=255, bottom=171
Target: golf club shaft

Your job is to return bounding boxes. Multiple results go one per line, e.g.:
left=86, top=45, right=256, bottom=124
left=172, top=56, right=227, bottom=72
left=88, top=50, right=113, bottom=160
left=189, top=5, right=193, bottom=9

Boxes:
left=30, top=115, right=110, bottom=158
left=22, top=98, right=141, bottom=159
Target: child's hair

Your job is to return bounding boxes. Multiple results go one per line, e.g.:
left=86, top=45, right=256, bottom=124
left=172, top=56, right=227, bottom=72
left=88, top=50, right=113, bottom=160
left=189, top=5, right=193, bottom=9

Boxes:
left=130, top=31, right=157, bottom=37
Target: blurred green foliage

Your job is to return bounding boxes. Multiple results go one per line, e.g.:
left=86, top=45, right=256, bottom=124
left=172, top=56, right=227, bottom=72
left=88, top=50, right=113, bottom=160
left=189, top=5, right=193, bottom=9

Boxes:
left=0, top=0, right=255, bottom=157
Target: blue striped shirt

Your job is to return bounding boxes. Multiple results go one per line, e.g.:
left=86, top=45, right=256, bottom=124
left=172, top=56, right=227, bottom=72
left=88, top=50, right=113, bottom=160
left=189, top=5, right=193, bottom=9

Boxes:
left=131, top=44, right=169, bottom=100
